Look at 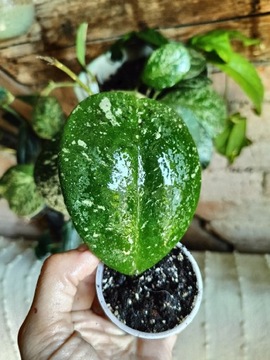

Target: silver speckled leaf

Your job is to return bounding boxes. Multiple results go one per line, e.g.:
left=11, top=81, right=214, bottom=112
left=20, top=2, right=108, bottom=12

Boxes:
left=59, top=92, right=201, bottom=275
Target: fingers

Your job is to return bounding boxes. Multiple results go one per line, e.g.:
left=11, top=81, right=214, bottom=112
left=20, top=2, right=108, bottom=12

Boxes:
left=72, top=310, right=136, bottom=358
left=91, top=294, right=106, bottom=317
left=18, top=247, right=100, bottom=359
left=136, top=335, right=177, bottom=360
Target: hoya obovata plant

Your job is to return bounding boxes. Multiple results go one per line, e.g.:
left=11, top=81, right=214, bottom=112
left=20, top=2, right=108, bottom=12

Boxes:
left=59, top=91, right=201, bottom=275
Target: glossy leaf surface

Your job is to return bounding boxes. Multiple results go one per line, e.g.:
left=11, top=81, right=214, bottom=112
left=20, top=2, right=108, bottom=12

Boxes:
left=142, top=43, right=191, bottom=90
left=59, top=92, right=201, bottom=275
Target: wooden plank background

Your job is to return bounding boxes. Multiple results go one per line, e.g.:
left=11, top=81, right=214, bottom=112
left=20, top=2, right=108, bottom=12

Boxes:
left=0, top=0, right=270, bottom=87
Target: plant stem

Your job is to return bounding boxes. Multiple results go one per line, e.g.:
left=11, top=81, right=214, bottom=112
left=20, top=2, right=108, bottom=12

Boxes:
left=37, top=56, right=93, bottom=96
left=152, top=90, right=161, bottom=100
left=145, top=88, right=152, bottom=98
left=41, top=81, right=76, bottom=97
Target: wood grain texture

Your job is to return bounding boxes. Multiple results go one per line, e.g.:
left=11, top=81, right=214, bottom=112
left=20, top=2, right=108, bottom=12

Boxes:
left=0, top=0, right=270, bottom=87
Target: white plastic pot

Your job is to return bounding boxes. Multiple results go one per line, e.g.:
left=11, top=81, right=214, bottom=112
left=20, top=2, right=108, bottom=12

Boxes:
left=0, top=0, right=35, bottom=40
left=74, top=45, right=152, bottom=102
left=96, top=243, right=203, bottom=339
left=74, top=51, right=127, bottom=102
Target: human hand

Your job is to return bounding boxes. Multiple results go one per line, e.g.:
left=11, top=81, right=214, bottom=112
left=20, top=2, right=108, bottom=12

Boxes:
left=18, top=246, right=176, bottom=360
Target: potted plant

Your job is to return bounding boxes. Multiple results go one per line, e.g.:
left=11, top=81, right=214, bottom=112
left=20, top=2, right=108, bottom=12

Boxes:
left=95, top=242, right=203, bottom=338
left=57, top=89, right=202, bottom=337
left=0, top=26, right=264, bottom=336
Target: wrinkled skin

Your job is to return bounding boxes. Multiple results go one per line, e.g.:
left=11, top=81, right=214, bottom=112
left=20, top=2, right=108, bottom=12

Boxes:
left=18, top=246, right=176, bottom=360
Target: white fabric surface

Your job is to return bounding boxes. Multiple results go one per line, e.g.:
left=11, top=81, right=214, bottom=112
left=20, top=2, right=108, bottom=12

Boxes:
left=0, top=236, right=269, bottom=360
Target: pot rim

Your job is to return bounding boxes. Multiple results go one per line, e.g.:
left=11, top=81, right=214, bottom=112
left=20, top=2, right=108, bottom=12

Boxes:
left=95, top=242, right=203, bottom=339
left=74, top=51, right=127, bottom=102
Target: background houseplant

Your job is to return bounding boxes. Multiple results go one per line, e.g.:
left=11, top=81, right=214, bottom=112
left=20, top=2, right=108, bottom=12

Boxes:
left=0, top=25, right=264, bottom=335
left=0, top=26, right=264, bottom=256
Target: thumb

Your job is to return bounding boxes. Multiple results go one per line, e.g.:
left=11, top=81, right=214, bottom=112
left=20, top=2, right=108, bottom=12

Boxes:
left=25, top=247, right=99, bottom=327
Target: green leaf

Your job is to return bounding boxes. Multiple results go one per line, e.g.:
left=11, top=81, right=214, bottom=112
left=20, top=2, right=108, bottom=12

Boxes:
left=167, top=106, right=213, bottom=168
left=76, top=22, right=88, bottom=68
left=34, top=135, right=68, bottom=215
left=142, top=42, right=191, bottom=90
left=214, top=125, right=231, bottom=155
left=0, top=87, right=14, bottom=108
left=182, top=48, right=207, bottom=80
left=214, top=53, right=264, bottom=114
left=176, top=74, right=211, bottom=89
left=160, top=81, right=227, bottom=138
left=136, top=28, right=169, bottom=47
left=226, top=30, right=260, bottom=47
left=59, top=92, right=201, bottom=275
left=190, top=29, right=260, bottom=62
left=32, top=96, right=66, bottom=139
left=0, top=164, right=44, bottom=217
left=215, top=113, right=252, bottom=163
left=17, top=123, right=41, bottom=164
left=190, top=30, right=234, bottom=62
left=190, top=29, right=264, bottom=114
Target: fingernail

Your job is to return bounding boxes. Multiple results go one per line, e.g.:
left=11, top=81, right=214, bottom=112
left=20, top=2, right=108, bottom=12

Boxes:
left=77, top=244, right=89, bottom=252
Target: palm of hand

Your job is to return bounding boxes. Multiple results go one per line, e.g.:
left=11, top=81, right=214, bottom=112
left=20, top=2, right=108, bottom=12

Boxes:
left=18, top=248, right=175, bottom=360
